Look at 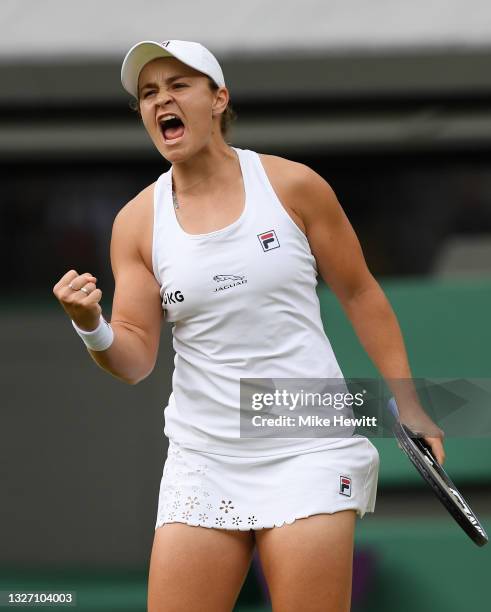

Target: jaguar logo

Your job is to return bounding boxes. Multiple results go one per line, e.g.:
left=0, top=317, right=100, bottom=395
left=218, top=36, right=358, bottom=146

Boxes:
left=213, top=275, right=245, bottom=282
left=213, top=274, right=247, bottom=292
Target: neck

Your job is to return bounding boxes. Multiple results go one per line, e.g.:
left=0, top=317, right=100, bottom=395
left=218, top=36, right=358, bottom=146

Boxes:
left=171, top=139, right=238, bottom=197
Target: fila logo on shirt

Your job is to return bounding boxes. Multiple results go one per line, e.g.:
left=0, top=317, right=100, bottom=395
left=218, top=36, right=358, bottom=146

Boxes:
left=258, top=229, right=280, bottom=252
left=339, top=476, right=352, bottom=497
left=163, top=290, right=184, bottom=304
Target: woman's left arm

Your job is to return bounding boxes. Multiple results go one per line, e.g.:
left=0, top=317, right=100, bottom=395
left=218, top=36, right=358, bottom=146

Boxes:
left=291, top=164, right=445, bottom=465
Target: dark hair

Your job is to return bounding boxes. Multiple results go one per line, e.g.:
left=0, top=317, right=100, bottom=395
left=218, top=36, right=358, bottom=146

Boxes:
left=205, top=77, right=238, bottom=139
left=128, top=76, right=238, bottom=140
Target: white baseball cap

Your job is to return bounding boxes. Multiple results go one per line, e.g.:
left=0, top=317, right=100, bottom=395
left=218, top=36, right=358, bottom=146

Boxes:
left=121, top=39, right=226, bottom=99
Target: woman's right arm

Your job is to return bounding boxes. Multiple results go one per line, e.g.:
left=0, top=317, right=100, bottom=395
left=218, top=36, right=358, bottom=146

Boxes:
left=53, top=194, right=164, bottom=385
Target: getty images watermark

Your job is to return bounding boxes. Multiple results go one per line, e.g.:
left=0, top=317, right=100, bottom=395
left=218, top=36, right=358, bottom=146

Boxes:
left=239, top=378, right=491, bottom=438
left=249, top=387, right=376, bottom=427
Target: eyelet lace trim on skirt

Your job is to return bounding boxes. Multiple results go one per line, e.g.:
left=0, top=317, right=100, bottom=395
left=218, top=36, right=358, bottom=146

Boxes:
left=155, top=441, right=378, bottom=530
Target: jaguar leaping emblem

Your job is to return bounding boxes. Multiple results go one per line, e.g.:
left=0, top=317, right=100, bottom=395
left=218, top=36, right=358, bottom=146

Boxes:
left=213, top=274, right=245, bottom=282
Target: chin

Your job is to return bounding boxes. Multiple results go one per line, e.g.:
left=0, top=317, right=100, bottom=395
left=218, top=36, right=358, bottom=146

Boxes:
left=154, top=138, right=184, bottom=161
left=159, top=139, right=211, bottom=165
left=160, top=148, right=191, bottom=164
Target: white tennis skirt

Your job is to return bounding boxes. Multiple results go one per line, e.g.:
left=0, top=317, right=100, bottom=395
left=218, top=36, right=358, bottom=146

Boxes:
left=155, top=436, right=379, bottom=531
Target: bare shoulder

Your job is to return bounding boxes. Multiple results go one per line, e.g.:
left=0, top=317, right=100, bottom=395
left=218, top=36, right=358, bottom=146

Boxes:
left=259, top=153, right=334, bottom=194
left=114, top=181, right=155, bottom=226
left=258, top=153, right=310, bottom=184
left=258, top=153, right=336, bottom=230
left=112, top=181, right=156, bottom=273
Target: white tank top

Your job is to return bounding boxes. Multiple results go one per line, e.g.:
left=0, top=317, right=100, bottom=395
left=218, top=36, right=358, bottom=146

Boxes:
left=152, top=147, right=351, bottom=457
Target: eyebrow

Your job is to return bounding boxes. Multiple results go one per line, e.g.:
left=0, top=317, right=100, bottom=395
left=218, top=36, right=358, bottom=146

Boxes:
left=139, top=75, right=189, bottom=94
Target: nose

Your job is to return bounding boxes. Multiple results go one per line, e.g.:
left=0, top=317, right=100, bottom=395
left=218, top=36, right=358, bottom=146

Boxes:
left=154, top=88, right=173, bottom=107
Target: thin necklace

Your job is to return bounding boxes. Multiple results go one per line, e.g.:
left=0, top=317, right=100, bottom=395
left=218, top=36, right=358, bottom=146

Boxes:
left=171, top=149, right=238, bottom=211
left=172, top=189, right=179, bottom=210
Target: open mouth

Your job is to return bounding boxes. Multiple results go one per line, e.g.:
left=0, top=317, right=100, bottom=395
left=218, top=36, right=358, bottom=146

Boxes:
left=159, top=116, right=185, bottom=144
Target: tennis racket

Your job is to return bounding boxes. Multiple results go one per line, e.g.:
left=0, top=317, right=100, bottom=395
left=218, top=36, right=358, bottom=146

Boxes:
left=388, top=397, right=488, bottom=547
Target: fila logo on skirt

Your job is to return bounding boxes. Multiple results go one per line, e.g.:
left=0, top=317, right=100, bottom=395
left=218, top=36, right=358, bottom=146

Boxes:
left=339, top=476, right=352, bottom=497
left=258, top=229, right=280, bottom=252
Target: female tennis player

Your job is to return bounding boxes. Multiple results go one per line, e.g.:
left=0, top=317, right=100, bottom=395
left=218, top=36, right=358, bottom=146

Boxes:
left=53, top=40, right=446, bottom=612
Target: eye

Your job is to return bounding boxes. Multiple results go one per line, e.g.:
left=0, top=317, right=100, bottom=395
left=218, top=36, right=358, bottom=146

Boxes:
left=142, top=90, right=156, bottom=99
left=172, top=82, right=187, bottom=89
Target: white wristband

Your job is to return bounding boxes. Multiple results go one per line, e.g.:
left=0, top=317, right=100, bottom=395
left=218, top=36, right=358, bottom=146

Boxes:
left=72, top=316, right=114, bottom=351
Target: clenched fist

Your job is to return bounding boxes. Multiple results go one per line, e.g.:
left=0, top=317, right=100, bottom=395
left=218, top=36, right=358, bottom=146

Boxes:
left=53, top=269, right=102, bottom=331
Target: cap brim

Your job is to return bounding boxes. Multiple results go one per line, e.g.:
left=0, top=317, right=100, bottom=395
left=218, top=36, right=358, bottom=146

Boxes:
left=121, top=41, right=174, bottom=98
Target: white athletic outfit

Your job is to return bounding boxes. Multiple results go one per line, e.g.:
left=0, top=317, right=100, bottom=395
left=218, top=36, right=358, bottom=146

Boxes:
left=153, top=147, right=379, bottom=530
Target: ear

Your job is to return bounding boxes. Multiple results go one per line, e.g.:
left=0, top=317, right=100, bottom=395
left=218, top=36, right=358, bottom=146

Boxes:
left=211, top=86, right=230, bottom=116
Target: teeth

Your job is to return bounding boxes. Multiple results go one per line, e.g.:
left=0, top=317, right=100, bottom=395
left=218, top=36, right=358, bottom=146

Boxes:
left=160, top=114, right=178, bottom=124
